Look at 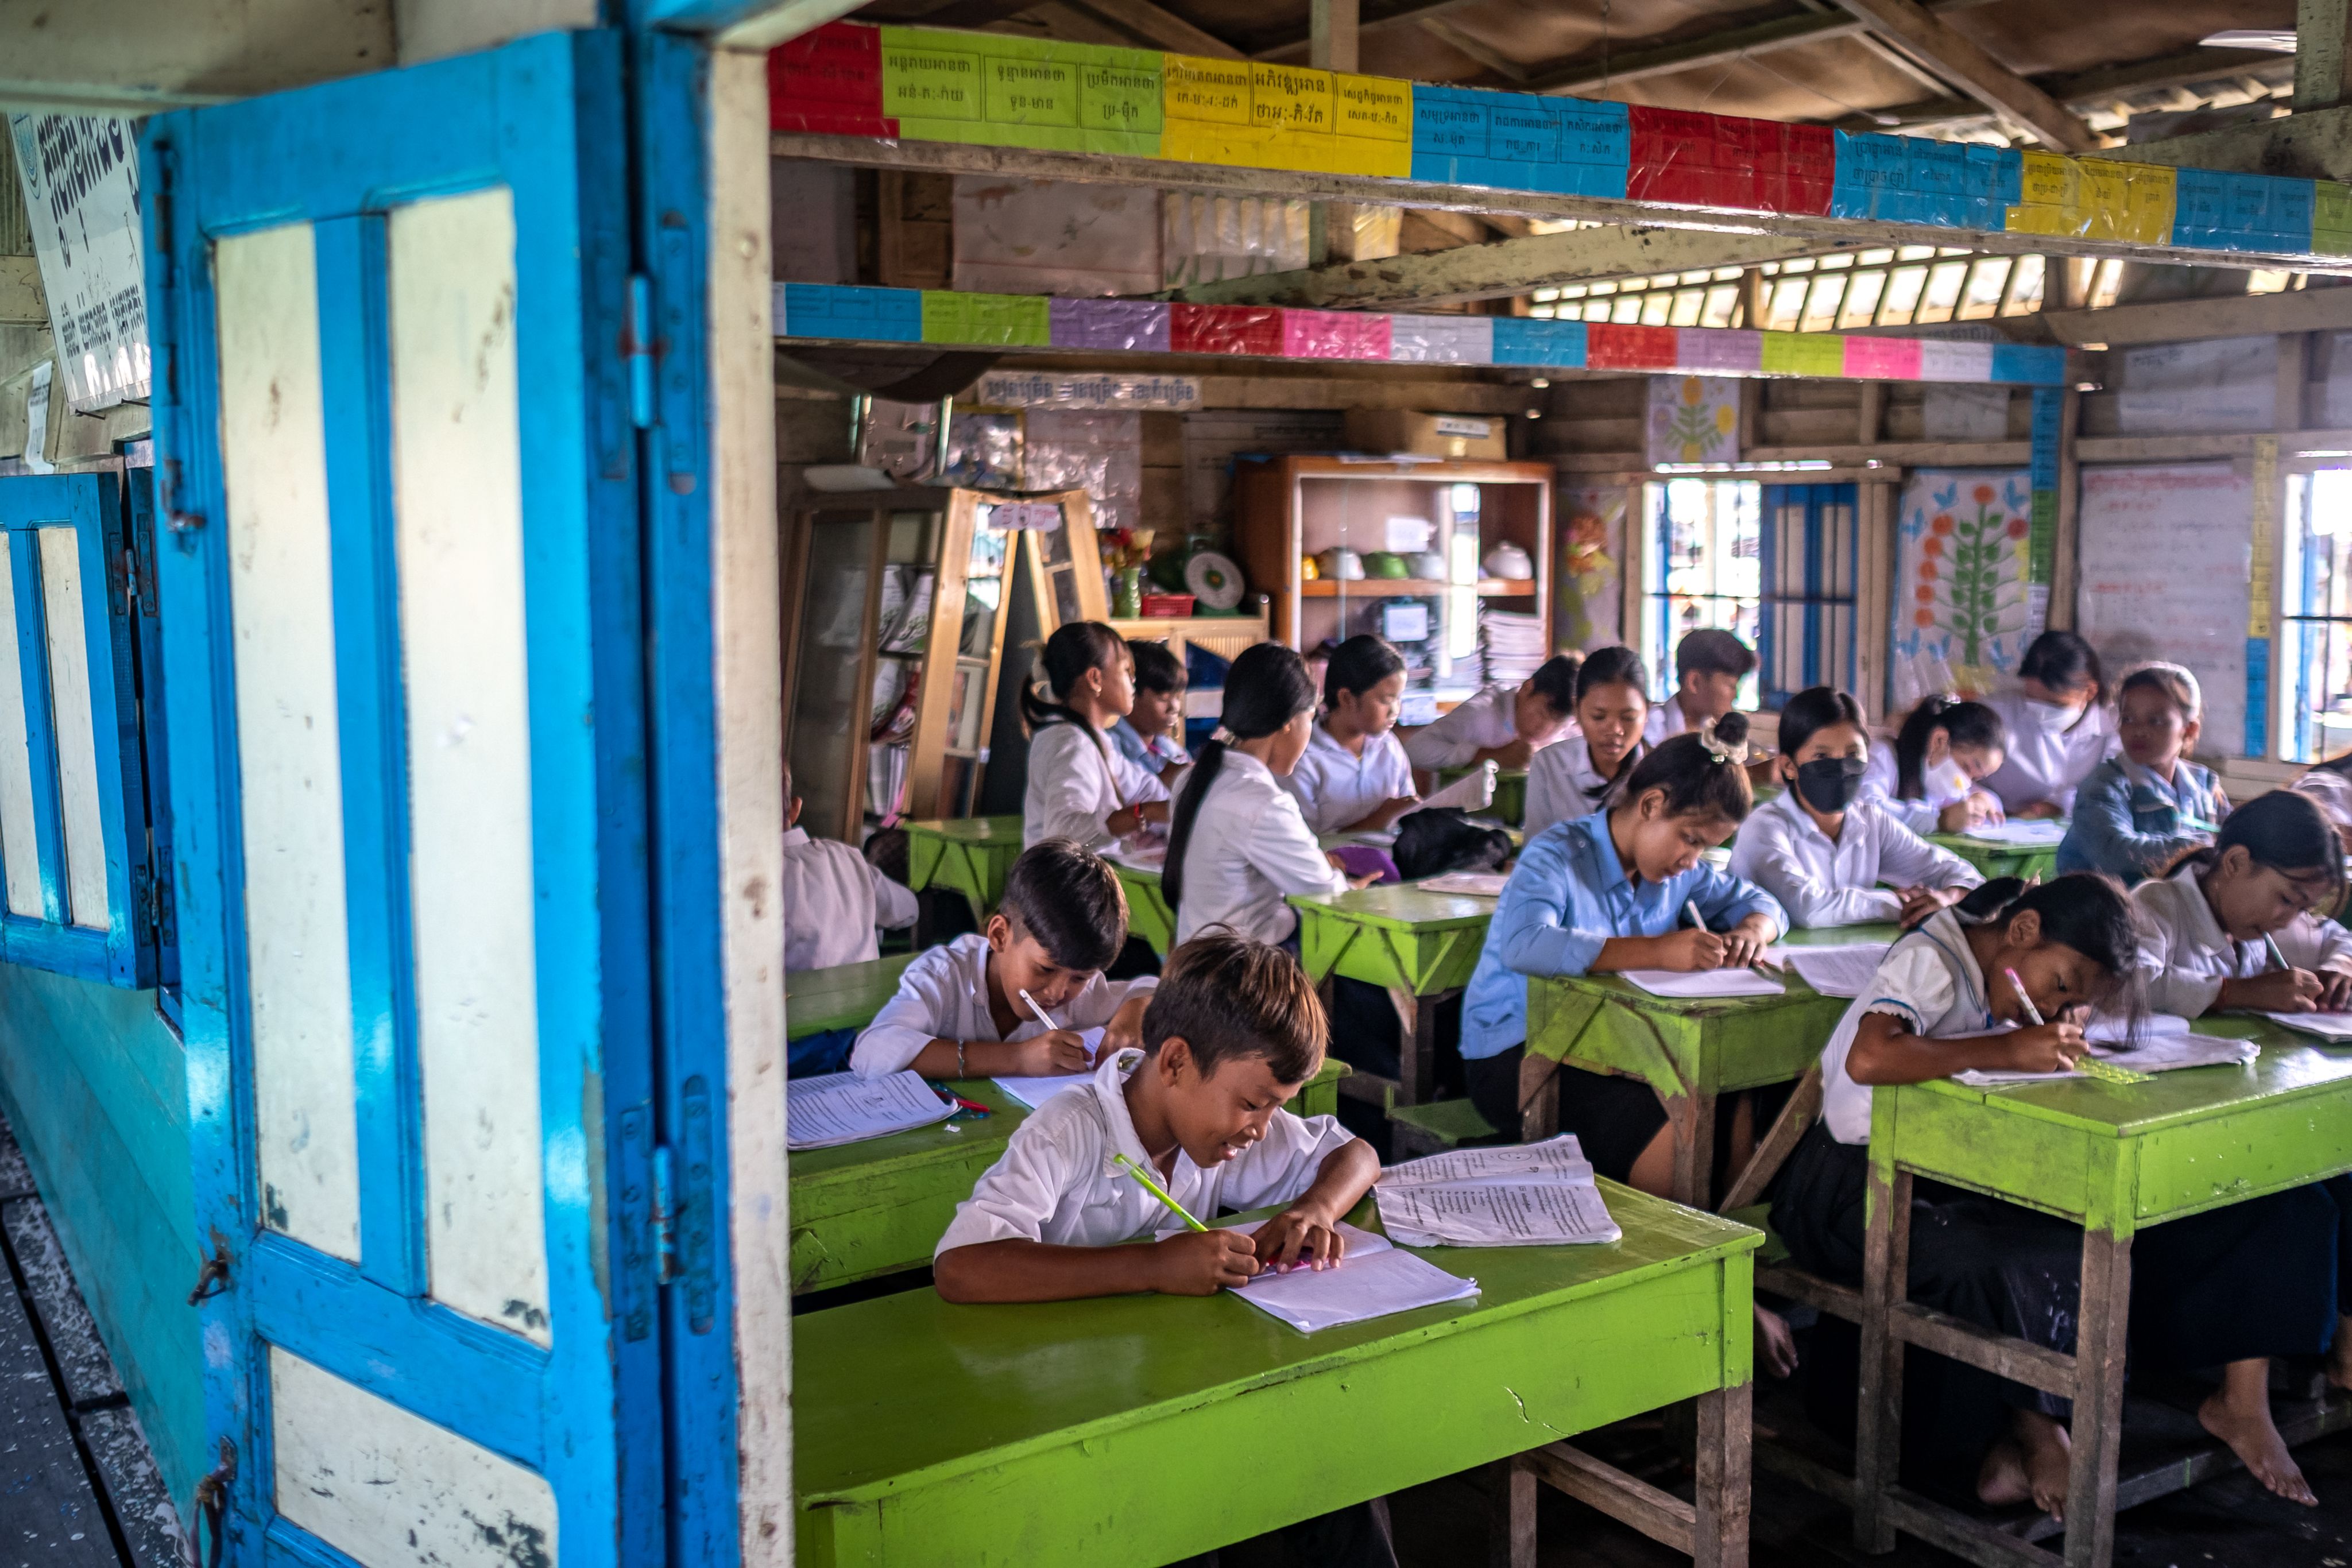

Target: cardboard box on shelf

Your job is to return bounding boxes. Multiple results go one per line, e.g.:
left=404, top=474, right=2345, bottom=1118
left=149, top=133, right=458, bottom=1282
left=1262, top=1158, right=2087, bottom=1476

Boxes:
left=1343, top=408, right=1507, bottom=460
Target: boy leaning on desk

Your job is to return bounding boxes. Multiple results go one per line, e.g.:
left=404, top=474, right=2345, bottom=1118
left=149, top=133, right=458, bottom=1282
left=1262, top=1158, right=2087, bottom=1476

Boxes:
left=933, top=930, right=1391, bottom=1567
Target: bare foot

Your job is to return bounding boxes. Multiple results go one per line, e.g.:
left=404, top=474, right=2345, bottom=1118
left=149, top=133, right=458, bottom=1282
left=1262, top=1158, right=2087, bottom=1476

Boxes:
left=2328, top=1317, right=2352, bottom=1392
left=1977, top=1412, right=2071, bottom=1517
left=1975, top=1438, right=2031, bottom=1509
left=1755, top=1303, right=1799, bottom=1379
left=2200, top=1360, right=2318, bottom=1507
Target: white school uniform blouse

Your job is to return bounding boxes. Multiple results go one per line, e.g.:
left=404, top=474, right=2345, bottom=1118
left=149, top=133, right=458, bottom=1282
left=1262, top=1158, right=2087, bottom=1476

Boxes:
left=1404, top=685, right=1523, bottom=772
left=1523, top=735, right=1642, bottom=835
left=1858, top=745, right=1975, bottom=838
left=849, top=933, right=1158, bottom=1077
left=1820, top=908, right=1993, bottom=1144
left=1980, top=691, right=2115, bottom=817
left=1727, top=788, right=1981, bottom=929
left=935, top=1047, right=1355, bottom=1255
left=1282, top=723, right=1417, bottom=834
left=1024, top=721, right=1170, bottom=851
left=781, top=827, right=920, bottom=973
left=1173, top=751, right=1349, bottom=946
left=2130, top=862, right=2352, bottom=1018
left=1642, top=696, right=1699, bottom=745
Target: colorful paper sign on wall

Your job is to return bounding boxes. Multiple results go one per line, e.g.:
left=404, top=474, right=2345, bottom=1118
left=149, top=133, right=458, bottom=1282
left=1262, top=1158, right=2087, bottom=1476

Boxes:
left=1894, top=470, right=2037, bottom=699
left=1647, top=377, right=1740, bottom=466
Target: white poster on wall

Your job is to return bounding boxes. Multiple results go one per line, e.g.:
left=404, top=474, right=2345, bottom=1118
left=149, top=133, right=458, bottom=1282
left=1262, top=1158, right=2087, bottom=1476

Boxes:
left=2111, top=336, right=2274, bottom=435
left=2075, top=462, right=2255, bottom=757
left=7, top=114, right=148, bottom=413
left=1646, top=375, right=1740, bottom=467
left=1891, top=469, right=2037, bottom=702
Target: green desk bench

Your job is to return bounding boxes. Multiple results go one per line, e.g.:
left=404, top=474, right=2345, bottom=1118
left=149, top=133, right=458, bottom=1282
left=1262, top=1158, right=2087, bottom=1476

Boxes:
left=1926, top=830, right=2061, bottom=884
left=1290, top=883, right=1496, bottom=1109
left=787, top=952, right=917, bottom=1040
left=1849, top=1017, right=2352, bottom=1568
left=790, top=1059, right=1353, bottom=1295
left=1526, top=923, right=1899, bottom=1211
left=795, top=1184, right=1760, bottom=1568
left=906, top=815, right=1026, bottom=924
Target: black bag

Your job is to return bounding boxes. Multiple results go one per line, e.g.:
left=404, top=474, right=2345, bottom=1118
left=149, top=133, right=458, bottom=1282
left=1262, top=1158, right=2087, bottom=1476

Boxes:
left=1392, top=808, right=1513, bottom=881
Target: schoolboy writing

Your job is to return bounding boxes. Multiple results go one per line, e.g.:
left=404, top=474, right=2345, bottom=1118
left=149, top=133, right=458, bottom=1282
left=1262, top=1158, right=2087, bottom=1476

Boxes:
left=1403, top=652, right=1581, bottom=773
left=852, top=838, right=1154, bottom=1078
left=1023, top=621, right=1170, bottom=852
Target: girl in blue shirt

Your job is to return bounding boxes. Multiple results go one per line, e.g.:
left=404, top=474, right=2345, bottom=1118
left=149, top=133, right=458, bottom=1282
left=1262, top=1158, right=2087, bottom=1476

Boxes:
left=2056, top=661, right=2227, bottom=885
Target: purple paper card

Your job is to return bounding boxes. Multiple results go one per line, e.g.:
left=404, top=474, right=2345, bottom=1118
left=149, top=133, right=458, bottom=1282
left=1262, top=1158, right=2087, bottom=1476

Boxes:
left=1050, top=297, right=1171, bottom=352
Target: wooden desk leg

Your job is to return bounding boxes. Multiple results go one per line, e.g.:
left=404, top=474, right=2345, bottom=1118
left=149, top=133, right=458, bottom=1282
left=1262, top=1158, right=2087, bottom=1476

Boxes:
left=1853, top=1163, right=1914, bottom=1554
left=2062, top=1229, right=2133, bottom=1568
left=1670, top=1090, right=1719, bottom=1210
left=1404, top=992, right=1440, bottom=1107
left=1487, top=1455, right=1537, bottom=1568
left=1695, top=1383, right=1753, bottom=1568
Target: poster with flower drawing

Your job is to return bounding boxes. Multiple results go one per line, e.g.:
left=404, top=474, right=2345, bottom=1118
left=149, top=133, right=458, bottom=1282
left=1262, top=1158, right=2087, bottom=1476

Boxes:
left=1893, top=469, right=2039, bottom=701
left=1646, top=376, right=1740, bottom=467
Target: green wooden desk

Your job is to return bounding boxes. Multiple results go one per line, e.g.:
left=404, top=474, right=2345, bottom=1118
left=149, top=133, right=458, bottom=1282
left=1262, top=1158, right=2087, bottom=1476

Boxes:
left=1437, top=763, right=1529, bottom=826
left=1111, top=858, right=1175, bottom=955
left=795, top=1183, right=1759, bottom=1568
left=1289, top=883, right=1497, bottom=1108
left=787, top=952, right=918, bottom=1040
left=1526, top=923, right=1899, bottom=1209
left=1926, top=830, right=2062, bottom=883
left=906, top=815, right=1026, bottom=924
left=1854, top=1019, right=2352, bottom=1568
left=789, top=1059, right=1353, bottom=1295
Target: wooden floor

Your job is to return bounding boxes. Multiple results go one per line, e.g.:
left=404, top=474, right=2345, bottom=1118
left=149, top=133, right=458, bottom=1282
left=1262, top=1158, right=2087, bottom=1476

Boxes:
left=0, top=1114, right=181, bottom=1568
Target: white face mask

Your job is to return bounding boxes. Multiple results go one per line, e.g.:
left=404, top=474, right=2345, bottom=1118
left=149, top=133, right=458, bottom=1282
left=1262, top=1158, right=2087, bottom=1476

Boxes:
left=1925, top=757, right=1973, bottom=802
left=2022, top=696, right=2080, bottom=735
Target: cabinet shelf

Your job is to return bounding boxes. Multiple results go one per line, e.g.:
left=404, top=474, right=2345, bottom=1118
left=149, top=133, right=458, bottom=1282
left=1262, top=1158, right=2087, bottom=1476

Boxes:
left=1298, top=578, right=1534, bottom=599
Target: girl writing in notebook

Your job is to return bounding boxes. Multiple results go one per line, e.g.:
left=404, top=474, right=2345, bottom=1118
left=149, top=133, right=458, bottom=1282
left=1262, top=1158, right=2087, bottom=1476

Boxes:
left=1779, top=871, right=2341, bottom=1511
left=1283, top=634, right=1421, bottom=834
left=2056, top=661, right=2226, bottom=885
left=1022, top=621, right=1170, bottom=853
left=1523, top=645, right=1651, bottom=834
left=1728, top=686, right=1980, bottom=929
left=1859, top=694, right=2007, bottom=835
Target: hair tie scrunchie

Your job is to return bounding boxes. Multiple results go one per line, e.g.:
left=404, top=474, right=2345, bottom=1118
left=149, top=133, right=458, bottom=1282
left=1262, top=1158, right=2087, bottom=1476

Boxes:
left=1697, top=715, right=1748, bottom=766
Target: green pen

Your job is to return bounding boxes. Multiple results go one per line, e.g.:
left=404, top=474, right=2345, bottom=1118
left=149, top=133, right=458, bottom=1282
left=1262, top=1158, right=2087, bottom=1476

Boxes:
left=1110, top=1152, right=1206, bottom=1233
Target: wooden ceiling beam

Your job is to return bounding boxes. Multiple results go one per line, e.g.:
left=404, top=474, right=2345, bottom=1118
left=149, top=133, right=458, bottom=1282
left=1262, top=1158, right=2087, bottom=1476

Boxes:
left=2042, top=285, right=2352, bottom=346
left=1832, top=48, right=2293, bottom=134
left=1823, top=0, right=2098, bottom=149
left=2107, top=102, right=2352, bottom=183
left=1063, top=0, right=1244, bottom=56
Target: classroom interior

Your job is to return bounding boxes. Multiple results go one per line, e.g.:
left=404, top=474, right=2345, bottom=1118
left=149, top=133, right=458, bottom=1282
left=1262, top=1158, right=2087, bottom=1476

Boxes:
left=766, top=2, right=2352, bottom=1565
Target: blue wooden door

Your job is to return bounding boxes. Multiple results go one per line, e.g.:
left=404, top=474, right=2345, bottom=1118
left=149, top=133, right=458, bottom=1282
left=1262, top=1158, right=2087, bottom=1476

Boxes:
left=1758, top=482, right=1860, bottom=707
left=142, top=31, right=662, bottom=1566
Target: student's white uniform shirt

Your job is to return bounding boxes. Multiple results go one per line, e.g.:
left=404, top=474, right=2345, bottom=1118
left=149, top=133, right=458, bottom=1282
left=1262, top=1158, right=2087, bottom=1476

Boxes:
left=781, top=827, right=920, bottom=973
left=1642, top=697, right=1699, bottom=745
left=849, top=932, right=1157, bottom=1077
left=1024, top=721, right=1170, bottom=851
left=1820, top=908, right=1993, bottom=1144
left=1727, top=788, right=1981, bottom=928
left=1523, top=735, right=1641, bottom=835
left=1404, top=684, right=1525, bottom=772
left=1281, top=723, right=1417, bottom=834
left=1857, top=745, right=1977, bottom=838
left=2130, top=861, right=2352, bottom=1018
left=1173, top=750, right=1348, bottom=946
left=1980, top=691, right=2115, bottom=817
left=935, top=1048, right=1355, bottom=1255
left=2293, top=766, right=2352, bottom=831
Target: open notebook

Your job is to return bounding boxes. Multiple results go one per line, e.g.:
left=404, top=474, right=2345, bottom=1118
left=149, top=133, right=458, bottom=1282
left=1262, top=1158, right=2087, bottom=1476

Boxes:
left=1181, top=1219, right=1479, bottom=1334
left=1949, top=1016, right=2257, bottom=1086
left=993, top=1027, right=1109, bottom=1109
left=787, top=1070, right=953, bottom=1149
left=1770, top=942, right=1892, bottom=999
left=2262, top=1011, right=2352, bottom=1043
left=1951, top=819, right=2067, bottom=847
left=1619, top=967, right=1785, bottom=999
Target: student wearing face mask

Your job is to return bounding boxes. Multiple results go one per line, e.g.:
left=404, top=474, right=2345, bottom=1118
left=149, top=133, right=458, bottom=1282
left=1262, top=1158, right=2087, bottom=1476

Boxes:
left=1730, top=687, right=1981, bottom=929
left=1859, top=695, right=2008, bottom=836
left=1980, top=632, right=2117, bottom=819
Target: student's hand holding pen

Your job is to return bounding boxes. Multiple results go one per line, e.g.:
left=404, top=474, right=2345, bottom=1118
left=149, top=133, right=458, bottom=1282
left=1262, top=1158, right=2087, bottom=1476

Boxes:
left=1993, top=1021, right=2088, bottom=1075
left=2219, top=968, right=2324, bottom=1013
left=1150, top=1228, right=1260, bottom=1294
left=1654, top=926, right=1730, bottom=971
left=2319, top=968, right=2352, bottom=1010
left=1009, top=1029, right=1095, bottom=1075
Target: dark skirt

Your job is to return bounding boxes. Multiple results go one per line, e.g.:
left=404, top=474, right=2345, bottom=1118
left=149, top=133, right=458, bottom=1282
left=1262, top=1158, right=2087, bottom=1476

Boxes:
left=1464, top=1050, right=1667, bottom=1179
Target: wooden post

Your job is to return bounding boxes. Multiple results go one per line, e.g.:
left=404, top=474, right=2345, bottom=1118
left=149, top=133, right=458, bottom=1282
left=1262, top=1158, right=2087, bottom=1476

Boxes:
left=1487, top=1455, right=1538, bottom=1568
left=1855, top=479, right=1895, bottom=721
left=1307, top=0, right=1360, bottom=265
left=1738, top=268, right=1767, bottom=331
left=1693, top=1384, right=1753, bottom=1568
left=2048, top=386, right=2082, bottom=633
left=1669, top=1088, right=1719, bottom=1210
left=1852, top=1159, right=1913, bottom=1554
left=2061, top=1229, right=2134, bottom=1568
left=2278, top=331, right=2312, bottom=433
left=2297, top=0, right=2352, bottom=111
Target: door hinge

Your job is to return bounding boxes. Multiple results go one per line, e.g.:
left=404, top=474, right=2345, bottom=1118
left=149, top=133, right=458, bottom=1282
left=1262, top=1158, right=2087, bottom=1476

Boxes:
left=186, top=1230, right=232, bottom=1305
left=624, top=273, right=656, bottom=431
left=616, top=1104, right=655, bottom=1342
left=640, top=1079, right=717, bottom=1333
left=134, top=862, right=173, bottom=947
left=649, top=1141, right=677, bottom=1286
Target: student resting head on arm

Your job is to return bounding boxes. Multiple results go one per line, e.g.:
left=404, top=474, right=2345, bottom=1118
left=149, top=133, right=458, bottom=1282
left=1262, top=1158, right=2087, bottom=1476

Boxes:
left=1402, top=651, right=1582, bottom=774
left=1982, top=630, right=2113, bottom=820
left=1110, top=637, right=1190, bottom=788
left=2132, top=787, right=2352, bottom=1019
left=1729, top=686, right=1980, bottom=930
left=931, top=930, right=1380, bottom=1303
left=1285, top=634, right=1421, bottom=835
left=1166, top=642, right=1361, bottom=949
left=850, top=838, right=1152, bottom=1080
left=1523, top=645, right=1651, bottom=834
left=2056, top=661, right=2227, bottom=886
left=1861, top=694, right=2007, bottom=837
left=1022, top=621, right=1171, bottom=851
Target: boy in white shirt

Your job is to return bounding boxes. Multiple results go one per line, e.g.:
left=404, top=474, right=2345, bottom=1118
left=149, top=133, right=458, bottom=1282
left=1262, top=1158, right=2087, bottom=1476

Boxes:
left=851, top=839, right=1156, bottom=1078
left=1647, top=628, right=1755, bottom=743
left=782, top=764, right=921, bottom=1074
left=1403, top=653, right=1582, bottom=775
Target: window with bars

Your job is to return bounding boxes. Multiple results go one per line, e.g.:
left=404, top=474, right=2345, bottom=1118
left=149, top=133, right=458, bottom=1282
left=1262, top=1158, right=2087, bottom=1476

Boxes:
left=1757, top=483, right=1859, bottom=707
left=2281, top=468, right=2352, bottom=762
left=1645, top=479, right=1761, bottom=707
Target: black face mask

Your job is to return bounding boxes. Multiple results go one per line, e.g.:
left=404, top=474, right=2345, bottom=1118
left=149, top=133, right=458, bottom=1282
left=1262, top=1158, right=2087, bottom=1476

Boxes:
left=1793, top=756, right=1868, bottom=814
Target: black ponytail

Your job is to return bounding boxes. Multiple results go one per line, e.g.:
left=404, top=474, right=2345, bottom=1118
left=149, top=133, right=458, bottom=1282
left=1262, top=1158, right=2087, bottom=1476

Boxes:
left=1163, top=642, right=1319, bottom=912
left=1943, top=870, right=2144, bottom=1019
left=2161, top=788, right=2347, bottom=917
left=1020, top=621, right=1127, bottom=740
left=1893, top=695, right=2005, bottom=798
left=1615, top=711, right=1754, bottom=823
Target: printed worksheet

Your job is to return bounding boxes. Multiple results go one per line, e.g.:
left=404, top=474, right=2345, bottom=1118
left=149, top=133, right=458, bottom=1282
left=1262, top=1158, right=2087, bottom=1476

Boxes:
left=1380, top=1135, right=1593, bottom=1188
left=786, top=1070, right=953, bottom=1150
left=1375, top=1180, right=1622, bottom=1248
left=1775, top=942, right=1893, bottom=999
left=1620, top=968, right=1786, bottom=998
left=2261, top=1011, right=2352, bottom=1042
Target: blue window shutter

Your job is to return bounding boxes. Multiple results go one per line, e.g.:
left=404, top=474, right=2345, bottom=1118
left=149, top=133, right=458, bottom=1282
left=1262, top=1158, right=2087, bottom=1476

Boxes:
left=0, top=472, right=158, bottom=988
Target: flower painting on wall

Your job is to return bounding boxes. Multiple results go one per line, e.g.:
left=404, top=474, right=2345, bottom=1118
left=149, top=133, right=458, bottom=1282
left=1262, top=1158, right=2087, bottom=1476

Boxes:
left=1646, top=376, right=1740, bottom=467
left=1893, top=469, right=2038, bottom=702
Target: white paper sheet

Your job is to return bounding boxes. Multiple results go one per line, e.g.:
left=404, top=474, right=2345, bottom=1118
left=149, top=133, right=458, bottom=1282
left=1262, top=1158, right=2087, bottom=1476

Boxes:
left=993, top=1028, right=1108, bottom=1108
left=2261, top=1011, right=2352, bottom=1042
left=1381, top=1135, right=1593, bottom=1189
left=1230, top=1246, right=1479, bottom=1333
left=1619, top=968, right=1786, bottom=998
left=2084, top=1012, right=2191, bottom=1046
left=1375, top=1180, right=1623, bottom=1248
left=1402, top=764, right=1495, bottom=818
left=1952, top=820, right=2068, bottom=847
left=1415, top=871, right=1509, bottom=897
left=1952, top=1028, right=2257, bottom=1085
left=1774, top=942, right=1892, bottom=999
left=786, top=1070, right=954, bottom=1149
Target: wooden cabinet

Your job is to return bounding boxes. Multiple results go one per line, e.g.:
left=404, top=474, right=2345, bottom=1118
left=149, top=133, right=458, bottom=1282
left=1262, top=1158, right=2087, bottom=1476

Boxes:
left=1233, top=456, right=1553, bottom=715
left=781, top=487, right=1105, bottom=840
